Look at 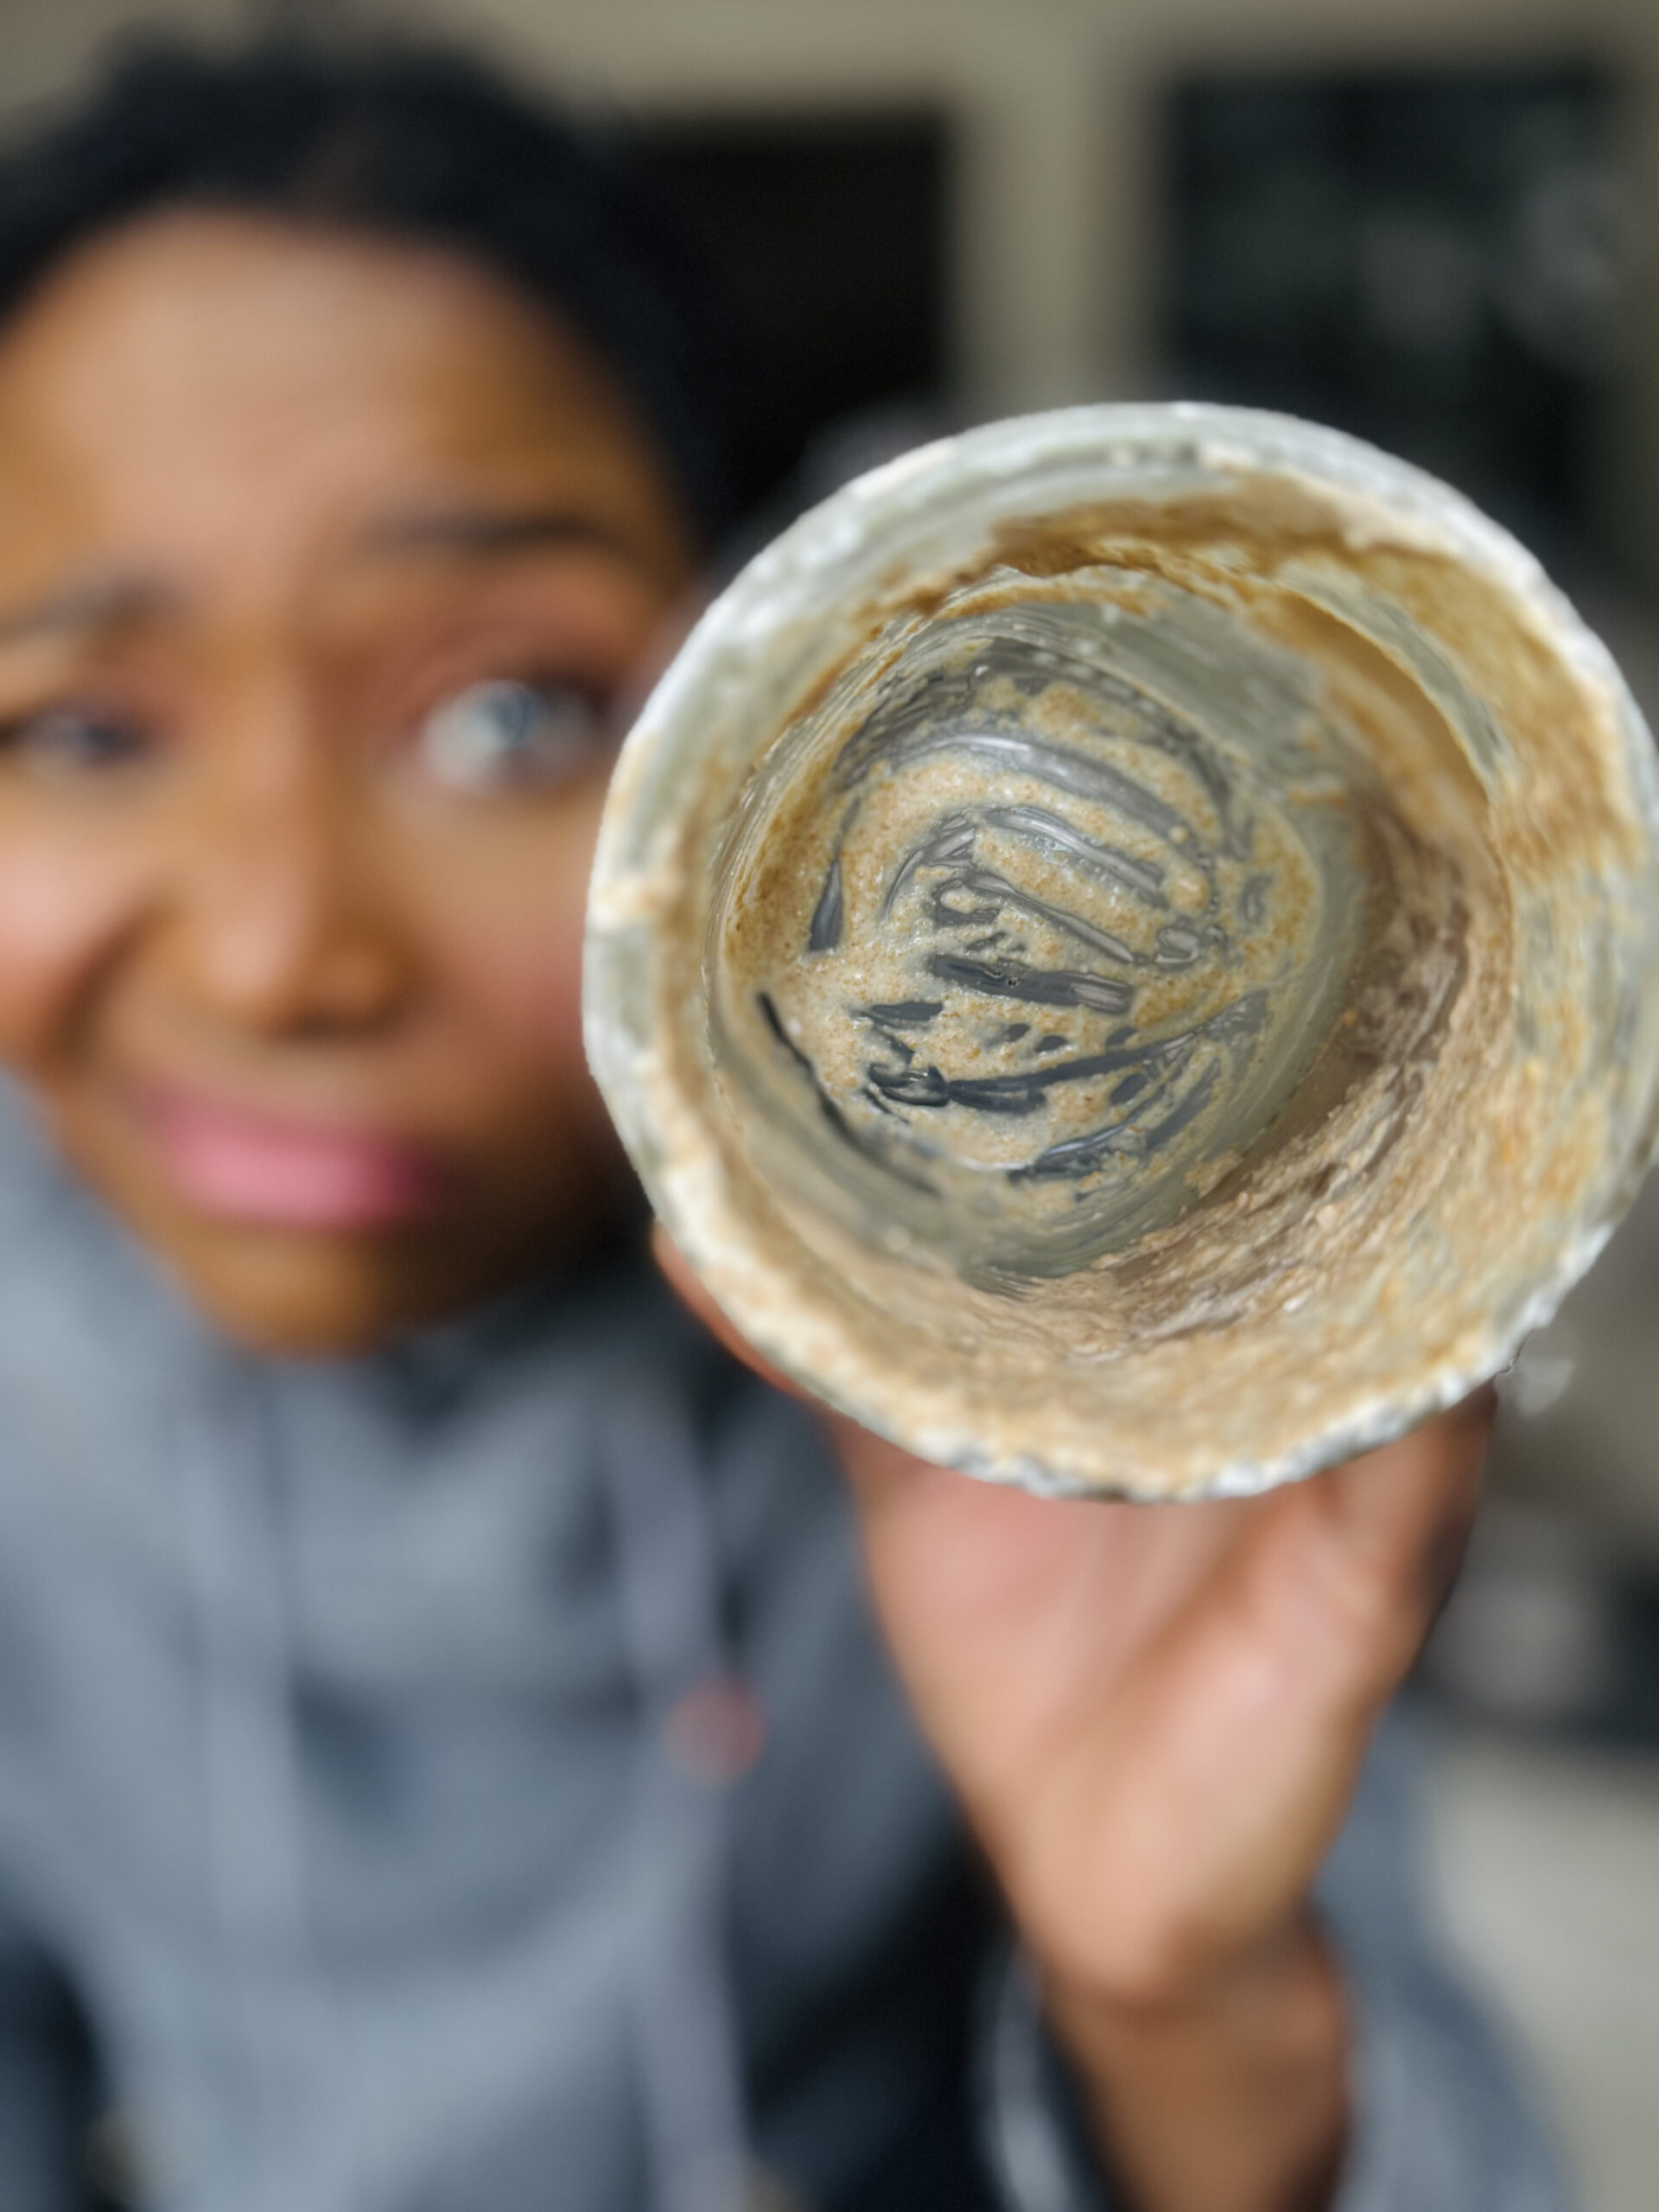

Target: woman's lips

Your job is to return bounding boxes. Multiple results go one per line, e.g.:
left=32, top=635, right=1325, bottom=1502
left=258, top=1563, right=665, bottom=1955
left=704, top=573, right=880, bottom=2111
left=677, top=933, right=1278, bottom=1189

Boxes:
left=138, top=1091, right=450, bottom=1230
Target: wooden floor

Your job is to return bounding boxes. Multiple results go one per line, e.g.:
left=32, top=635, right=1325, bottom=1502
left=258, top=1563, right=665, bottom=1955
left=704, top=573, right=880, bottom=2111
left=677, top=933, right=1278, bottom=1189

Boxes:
left=1425, top=1721, right=1659, bottom=2212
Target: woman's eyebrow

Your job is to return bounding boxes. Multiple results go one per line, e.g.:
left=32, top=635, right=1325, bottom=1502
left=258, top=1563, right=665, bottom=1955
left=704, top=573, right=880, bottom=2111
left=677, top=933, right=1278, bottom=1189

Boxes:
left=0, top=513, right=670, bottom=645
left=0, top=574, right=181, bottom=646
left=357, top=505, right=656, bottom=570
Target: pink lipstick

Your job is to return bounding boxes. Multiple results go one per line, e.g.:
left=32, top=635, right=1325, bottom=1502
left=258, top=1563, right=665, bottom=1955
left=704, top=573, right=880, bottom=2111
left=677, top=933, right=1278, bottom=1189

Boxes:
left=140, top=1092, right=448, bottom=1231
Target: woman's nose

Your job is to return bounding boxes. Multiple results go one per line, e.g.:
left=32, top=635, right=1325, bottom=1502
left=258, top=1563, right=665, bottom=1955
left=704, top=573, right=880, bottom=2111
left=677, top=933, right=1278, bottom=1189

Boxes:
left=170, top=746, right=414, bottom=1038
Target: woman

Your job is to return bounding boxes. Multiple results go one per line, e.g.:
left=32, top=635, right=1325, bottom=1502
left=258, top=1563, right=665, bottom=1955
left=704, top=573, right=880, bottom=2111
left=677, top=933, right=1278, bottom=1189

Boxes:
left=0, top=33, right=1558, bottom=2212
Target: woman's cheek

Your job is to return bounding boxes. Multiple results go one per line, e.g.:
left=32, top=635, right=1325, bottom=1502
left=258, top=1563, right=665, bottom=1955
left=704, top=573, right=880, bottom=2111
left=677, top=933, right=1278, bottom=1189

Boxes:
left=0, top=835, right=150, bottom=1066
left=445, top=789, right=607, bottom=1061
left=450, top=899, right=588, bottom=1079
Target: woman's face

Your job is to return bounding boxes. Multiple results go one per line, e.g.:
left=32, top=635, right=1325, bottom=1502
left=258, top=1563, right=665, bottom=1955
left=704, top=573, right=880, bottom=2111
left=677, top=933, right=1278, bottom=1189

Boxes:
left=0, top=211, right=698, bottom=1352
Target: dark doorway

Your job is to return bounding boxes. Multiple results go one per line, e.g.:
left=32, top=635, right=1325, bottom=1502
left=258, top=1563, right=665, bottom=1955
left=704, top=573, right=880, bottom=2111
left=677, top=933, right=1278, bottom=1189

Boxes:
left=643, top=111, right=953, bottom=505
left=1161, top=64, right=1632, bottom=576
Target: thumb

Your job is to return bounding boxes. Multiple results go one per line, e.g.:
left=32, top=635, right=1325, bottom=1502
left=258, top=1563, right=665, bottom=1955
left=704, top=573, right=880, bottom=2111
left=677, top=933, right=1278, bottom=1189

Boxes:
left=652, top=1222, right=798, bottom=1397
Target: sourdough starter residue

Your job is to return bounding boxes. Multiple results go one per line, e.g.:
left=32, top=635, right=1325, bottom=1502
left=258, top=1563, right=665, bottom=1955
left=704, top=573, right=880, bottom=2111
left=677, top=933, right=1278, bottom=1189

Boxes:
left=713, top=569, right=1376, bottom=1282
left=588, top=418, right=1659, bottom=1497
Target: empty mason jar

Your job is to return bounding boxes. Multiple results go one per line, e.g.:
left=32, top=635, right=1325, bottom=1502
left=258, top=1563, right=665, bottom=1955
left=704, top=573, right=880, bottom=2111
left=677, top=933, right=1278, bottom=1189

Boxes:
left=584, top=405, right=1659, bottom=1498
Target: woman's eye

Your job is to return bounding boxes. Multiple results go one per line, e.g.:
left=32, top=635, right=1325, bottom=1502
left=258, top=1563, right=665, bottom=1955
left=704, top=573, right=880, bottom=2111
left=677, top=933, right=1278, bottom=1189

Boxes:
left=416, top=677, right=604, bottom=796
left=0, top=704, right=152, bottom=780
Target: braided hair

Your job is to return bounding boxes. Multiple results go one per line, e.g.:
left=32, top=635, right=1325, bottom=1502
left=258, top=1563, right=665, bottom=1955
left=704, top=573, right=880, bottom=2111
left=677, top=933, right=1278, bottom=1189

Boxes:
left=0, top=31, right=760, bottom=542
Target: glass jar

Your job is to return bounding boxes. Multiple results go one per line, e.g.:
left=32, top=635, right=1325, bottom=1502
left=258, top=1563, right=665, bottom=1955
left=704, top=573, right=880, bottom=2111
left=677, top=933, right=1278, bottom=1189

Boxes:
left=585, top=404, right=1659, bottom=1498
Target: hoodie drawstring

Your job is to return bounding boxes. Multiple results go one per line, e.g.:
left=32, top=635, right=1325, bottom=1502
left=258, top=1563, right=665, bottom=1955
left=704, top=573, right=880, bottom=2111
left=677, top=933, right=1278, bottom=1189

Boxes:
left=604, top=1381, right=752, bottom=2212
left=180, top=1358, right=367, bottom=2212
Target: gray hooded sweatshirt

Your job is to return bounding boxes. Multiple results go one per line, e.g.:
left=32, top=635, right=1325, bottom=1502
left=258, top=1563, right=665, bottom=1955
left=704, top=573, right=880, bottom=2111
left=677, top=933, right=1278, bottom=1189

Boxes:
left=0, top=1090, right=1564, bottom=2212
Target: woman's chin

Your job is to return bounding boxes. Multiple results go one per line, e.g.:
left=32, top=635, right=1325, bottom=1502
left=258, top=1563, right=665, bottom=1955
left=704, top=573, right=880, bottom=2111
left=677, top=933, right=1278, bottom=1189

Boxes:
left=42, top=1088, right=639, bottom=1353
left=154, top=1223, right=466, bottom=1357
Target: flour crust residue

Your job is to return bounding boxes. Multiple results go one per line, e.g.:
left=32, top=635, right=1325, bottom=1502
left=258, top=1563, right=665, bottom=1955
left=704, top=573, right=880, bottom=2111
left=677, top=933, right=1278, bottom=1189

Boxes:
left=587, top=410, right=1659, bottom=1497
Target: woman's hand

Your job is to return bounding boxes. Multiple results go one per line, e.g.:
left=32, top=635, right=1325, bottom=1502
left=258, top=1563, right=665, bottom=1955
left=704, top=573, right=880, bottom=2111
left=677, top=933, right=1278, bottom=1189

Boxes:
left=824, top=1390, right=1488, bottom=2212
left=656, top=1230, right=1491, bottom=2212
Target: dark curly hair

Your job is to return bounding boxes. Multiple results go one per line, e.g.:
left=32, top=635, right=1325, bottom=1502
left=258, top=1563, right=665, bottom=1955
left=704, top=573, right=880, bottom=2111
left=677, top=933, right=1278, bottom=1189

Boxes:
left=0, top=30, right=760, bottom=542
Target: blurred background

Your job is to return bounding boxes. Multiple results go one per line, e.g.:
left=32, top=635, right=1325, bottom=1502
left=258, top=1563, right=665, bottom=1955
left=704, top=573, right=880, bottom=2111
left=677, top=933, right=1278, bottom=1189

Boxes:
left=5, top=0, right=1659, bottom=2204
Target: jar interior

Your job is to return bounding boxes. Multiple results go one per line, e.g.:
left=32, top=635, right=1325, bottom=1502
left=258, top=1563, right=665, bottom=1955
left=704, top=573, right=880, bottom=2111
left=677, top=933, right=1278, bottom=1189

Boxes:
left=709, top=557, right=1465, bottom=1289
